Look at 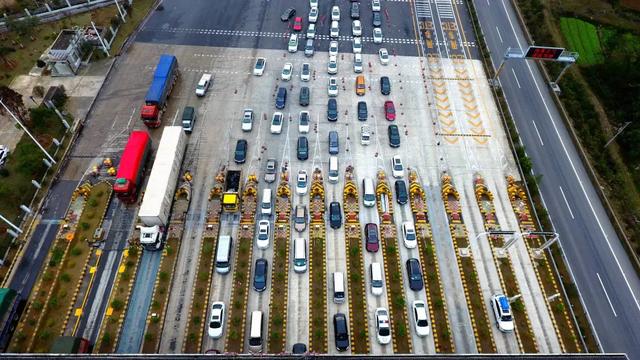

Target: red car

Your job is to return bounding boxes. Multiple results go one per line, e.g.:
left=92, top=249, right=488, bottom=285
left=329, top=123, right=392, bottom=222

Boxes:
left=293, top=17, right=303, bottom=31
left=365, top=223, right=379, bottom=252
left=384, top=101, right=396, bottom=121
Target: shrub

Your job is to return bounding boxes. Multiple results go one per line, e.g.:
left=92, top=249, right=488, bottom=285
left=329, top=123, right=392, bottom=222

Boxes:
left=101, top=331, right=112, bottom=345
left=88, top=198, right=98, bottom=207
left=111, top=299, right=124, bottom=311
left=158, top=271, right=168, bottom=282
left=80, top=222, right=90, bottom=231
left=71, top=246, right=82, bottom=256
left=32, top=85, right=44, bottom=98
left=60, top=272, right=71, bottom=283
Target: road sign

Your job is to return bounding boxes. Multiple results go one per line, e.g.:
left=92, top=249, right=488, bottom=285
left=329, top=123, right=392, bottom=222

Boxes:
left=524, top=46, right=565, bottom=60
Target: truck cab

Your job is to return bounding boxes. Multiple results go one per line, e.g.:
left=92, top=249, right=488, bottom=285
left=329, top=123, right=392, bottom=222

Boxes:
left=139, top=225, right=163, bottom=250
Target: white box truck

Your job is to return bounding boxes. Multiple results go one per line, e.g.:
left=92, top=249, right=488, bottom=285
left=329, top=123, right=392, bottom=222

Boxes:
left=138, top=126, right=187, bottom=250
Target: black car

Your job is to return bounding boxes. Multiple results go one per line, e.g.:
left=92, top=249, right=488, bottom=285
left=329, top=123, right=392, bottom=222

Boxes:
left=281, top=8, right=296, bottom=21
left=388, top=125, right=400, bottom=148
left=297, top=136, right=309, bottom=160
left=333, top=313, right=350, bottom=351
left=406, top=258, right=424, bottom=291
left=357, top=101, right=368, bottom=121
left=372, top=11, right=382, bottom=26
left=395, top=180, right=408, bottom=205
left=253, top=258, right=268, bottom=292
left=276, top=87, right=287, bottom=109
left=292, top=343, right=307, bottom=354
left=350, top=2, right=360, bottom=19
left=234, top=139, right=247, bottom=164
left=329, top=201, right=342, bottom=229
left=327, top=98, right=338, bottom=121
left=299, top=86, right=310, bottom=106
left=380, top=76, right=391, bottom=95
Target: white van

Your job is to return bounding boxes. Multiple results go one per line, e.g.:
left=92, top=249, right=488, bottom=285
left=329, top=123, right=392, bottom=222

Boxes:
left=195, top=73, right=212, bottom=96
left=248, top=311, right=263, bottom=353
left=261, top=188, right=272, bottom=215
left=363, top=178, right=375, bottom=207
left=333, top=272, right=345, bottom=304
left=293, top=238, right=307, bottom=273
left=370, top=262, right=383, bottom=296
left=361, top=125, right=370, bottom=145
left=215, top=235, right=233, bottom=274
left=328, top=156, right=339, bottom=184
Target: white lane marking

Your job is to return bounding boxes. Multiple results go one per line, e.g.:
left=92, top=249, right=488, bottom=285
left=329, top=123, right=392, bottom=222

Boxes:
left=559, top=186, right=574, bottom=220
left=511, top=68, right=521, bottom=88
left=171, top=109, right=180, bottom=126
left=597, top=273, right=618, bottom=317
left=532, top=120, right=544, bottom=146
left=501, top=0, right=640, bottom=314
left=487, top=0, right=490, bottom=5
left=495, top=26, right=503, bottom=43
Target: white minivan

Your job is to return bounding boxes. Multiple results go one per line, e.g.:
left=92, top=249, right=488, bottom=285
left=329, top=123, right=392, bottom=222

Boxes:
left=333, top=272, right=345, bottom=304
left=328, top=156, right=339, bottom=184
left=363, top=178, right=375, bottom=207
left=215, top=235, right=233, bottom=274
left=370, top=262, right=383, bottom=296
left=261, top=188, right=272, bottom=216
left=248, top=311, right=264, bottom=353
left=293, top=238, right=307, bottom=273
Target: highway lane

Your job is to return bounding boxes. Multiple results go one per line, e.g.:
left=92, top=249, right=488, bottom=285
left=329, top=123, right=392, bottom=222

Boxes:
left=472, top=0, right=640, bottom=357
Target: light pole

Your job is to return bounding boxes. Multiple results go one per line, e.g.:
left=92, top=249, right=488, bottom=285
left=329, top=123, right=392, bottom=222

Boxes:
left=0, top=99, right=56, bottom=165
left=472, top=230, right=516, bottom=258
left=604, top=121, right=632, bottom=148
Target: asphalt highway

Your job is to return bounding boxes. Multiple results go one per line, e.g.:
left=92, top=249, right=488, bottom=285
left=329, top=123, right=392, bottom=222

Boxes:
left=472, top=0, right=640, bottom=357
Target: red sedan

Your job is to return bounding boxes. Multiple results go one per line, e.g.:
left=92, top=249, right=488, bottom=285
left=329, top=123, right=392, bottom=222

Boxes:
left=365, top=223, right=379, bottom=252
left=293, top=17, right=303, bottom=31
left=384, top=100, right=396, bottom=121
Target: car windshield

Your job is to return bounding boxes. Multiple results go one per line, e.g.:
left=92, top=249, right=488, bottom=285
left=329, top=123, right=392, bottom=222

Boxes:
left=259, top=232, right=267, bottom=239
left=372, top=279, right=382, bottom=287
left=273, top=116, right=282, bottom=124
left=388, top=106, right=395, bottom=114
left=210, top=320, right=221, bottom=328
left=379, top=327, right=389, bottom=336
left=406, top=230, right=416, bottom=240
left=417, top=318, right=428, bottom=327
left=501, top=314, right=513, bottom=322
left=295, top=216, right=305, bottom=223
left=196, top=84, right=205, bottom=90
left=283, top=68, right=291, bottom=74
left=256, top=59, right=264, bottom=67
left=300, top=114, right=308, bottom=124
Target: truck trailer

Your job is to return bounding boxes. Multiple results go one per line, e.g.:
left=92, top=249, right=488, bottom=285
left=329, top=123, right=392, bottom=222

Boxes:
left=222, top=170, right=242, bottom=212
left=0, top=288, right=22, bottom=352
left=113, top=131, right=152, bottom=204
left=141, top=54, right=179, bottom=128
left=138, top=126, right=187, bottom=250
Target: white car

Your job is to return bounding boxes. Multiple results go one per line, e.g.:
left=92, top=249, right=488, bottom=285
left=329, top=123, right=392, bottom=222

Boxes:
left=309, top=7, right=318, bottom=23
left=207, top=302, right=225, bottom=338
left=299, top=111, right=310, bottom=133
left=257, top=220, right=270, bottom=249
left=372, top=0, right=381, bottom=12
left=301, top=63, right=311, bottom=81
left=352, top=20, right=362, bottom=36
left=352, top=36, right=362, bottom=53
left=296, top=170, right=308, bottom=195
left=281, top=62, right=293, bottom=81
left=379, top=48, right=390, bottom=65
left=241, top=109, right=254, bottom=132
left=327, top=56, right=338, bottom=75
left=353, top=53, right=363, bottom=73
left=329, top=41, right=339, bottom=57
left=288, top=33, right=298, bottom=53
left=310, top=0, right=318, bottom=8
left=0, top=145, right=8, bottom=168
left=402, top=221, right=417, bottom=249
left=328, top=77, right=339, bottom=97
left=491, top=294, right=515, bottom=332
left=195, top=73, right=212, bottom=96
left=375, top=308, right=391, bottom=345
left=412, top=300, right=430, bottom=336
left=373, top=27, right=383, bottom=44
left=391, top=155, right=404, bottom=178
left=331, top=5, right=340, bottom=21
left=253, top=57, right=266, bottom=76
left=306, top=23, right=316, bottom=39
left=330, top=21, right=339, bottom=38
left=271, top=112, right=284, bottom=134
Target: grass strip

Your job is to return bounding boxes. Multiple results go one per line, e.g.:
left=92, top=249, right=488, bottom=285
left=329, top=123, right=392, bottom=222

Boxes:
left=308, top=171, right=327, bottom=353
left=141, top=237, right=180, bottom=353
left=343, top=172, right=369, bottom=354
left=94, top=246, right=141, bottom=353
left=441, top=176, right=495, bottom=353
left=183, top=235, right=218, bottom=353
left=267, top=180, right=291, bottom=353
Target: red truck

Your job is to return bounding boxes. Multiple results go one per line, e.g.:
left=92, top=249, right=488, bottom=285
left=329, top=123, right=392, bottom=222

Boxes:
left=141, top=54, right=179, bottom=127
left=113, top=131, right=152, bottom=203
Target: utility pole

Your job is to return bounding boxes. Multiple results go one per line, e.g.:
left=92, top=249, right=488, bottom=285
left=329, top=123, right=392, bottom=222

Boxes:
left=604, top=121, right=632, bottom=148
left=0, top=99, right=56, bottom=165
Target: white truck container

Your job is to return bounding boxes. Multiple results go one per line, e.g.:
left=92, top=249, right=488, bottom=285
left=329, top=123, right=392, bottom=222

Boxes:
left=138, top=126, right=187, bottom=250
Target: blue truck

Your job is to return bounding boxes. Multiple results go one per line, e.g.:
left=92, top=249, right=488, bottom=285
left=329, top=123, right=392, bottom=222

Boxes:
left=140, top=54, right=179, bottom=128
